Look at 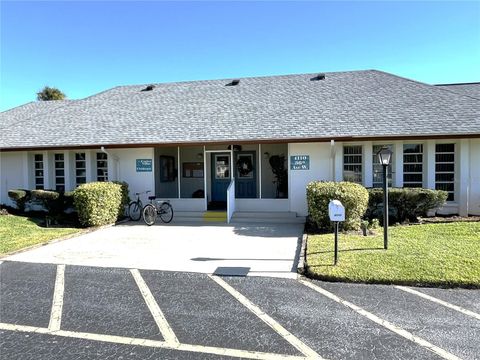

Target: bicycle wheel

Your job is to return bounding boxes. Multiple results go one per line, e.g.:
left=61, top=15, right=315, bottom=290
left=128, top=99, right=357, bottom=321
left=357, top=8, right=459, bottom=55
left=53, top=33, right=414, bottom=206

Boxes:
left=159, top=202, right=173, bottom=223
left=142, top=204, right=157, bottom=226
left=128, top=201, right=142, bottom=221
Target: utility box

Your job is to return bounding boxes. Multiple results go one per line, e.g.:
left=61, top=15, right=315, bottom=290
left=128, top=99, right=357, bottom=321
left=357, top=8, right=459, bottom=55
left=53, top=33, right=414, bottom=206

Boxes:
left=328, top=200, right=345, bottom=222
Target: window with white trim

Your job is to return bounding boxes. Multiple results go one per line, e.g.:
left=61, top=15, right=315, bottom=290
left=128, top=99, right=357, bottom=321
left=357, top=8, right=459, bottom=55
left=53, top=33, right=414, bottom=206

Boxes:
left=403, top=144, right=423, bottom=188
left=96, top=153, right=108, bottom=182
left=54, top=153, right=65, bottom=192
left=435, top=143, right=455, bottom=201
left=34, top=154, right=44, bottom=189
left=75, top=153, right=86, bottom=186
left=343, top=145, right=362, bottom=184
left=372, top=144, right=393, bottom=187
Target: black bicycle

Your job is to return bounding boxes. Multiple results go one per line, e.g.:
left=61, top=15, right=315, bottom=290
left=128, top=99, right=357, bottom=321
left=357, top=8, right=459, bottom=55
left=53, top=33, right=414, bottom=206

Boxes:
left=128, top=191, right=151, bottom=221
left=142, top=197, right=174, bottom=226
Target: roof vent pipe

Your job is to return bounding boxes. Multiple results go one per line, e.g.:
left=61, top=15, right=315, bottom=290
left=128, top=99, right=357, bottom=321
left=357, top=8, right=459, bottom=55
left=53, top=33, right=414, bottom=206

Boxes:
left=310, top=73, right=326, bottom=81
left=141, top=85, right=156, bottom=91
left=226, top=79, right=240, bottom=86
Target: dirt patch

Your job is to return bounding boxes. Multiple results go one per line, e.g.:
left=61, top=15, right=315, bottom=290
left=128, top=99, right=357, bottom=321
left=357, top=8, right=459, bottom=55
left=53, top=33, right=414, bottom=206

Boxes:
left=419, top=215, right=480, bottom=224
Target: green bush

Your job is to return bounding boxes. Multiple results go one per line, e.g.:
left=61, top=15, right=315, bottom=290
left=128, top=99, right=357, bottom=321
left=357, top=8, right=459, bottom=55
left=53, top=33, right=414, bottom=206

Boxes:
left=366, top=187, right=448, bottom=224
left=73, top=182, right=123, bottom=227
left=112, top=181, right=130, bottom=218
left=307, top=181, right=369, bottom=231
left=8, top=189, right=31, bottom=212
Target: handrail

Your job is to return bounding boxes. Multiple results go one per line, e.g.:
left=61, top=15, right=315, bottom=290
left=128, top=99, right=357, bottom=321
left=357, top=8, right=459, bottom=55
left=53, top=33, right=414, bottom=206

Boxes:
left=226, top=178, right=235, bottom=224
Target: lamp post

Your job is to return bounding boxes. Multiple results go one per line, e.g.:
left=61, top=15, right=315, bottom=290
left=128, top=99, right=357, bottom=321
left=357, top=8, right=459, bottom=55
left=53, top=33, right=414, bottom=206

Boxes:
left=377, top=147, right=393, bottom=250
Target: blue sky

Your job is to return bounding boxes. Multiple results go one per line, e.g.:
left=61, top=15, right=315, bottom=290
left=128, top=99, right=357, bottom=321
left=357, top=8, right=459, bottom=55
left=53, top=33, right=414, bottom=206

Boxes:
left=1, top=1, right=479, bottom=111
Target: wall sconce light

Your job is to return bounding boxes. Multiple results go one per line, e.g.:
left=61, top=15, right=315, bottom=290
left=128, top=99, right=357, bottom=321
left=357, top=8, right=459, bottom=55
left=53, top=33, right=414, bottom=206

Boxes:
left=264, top=152, right=270, bottom=159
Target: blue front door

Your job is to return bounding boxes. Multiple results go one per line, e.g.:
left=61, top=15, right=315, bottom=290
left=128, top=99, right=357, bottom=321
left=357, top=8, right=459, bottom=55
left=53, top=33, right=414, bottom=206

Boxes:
left=211, top=153, right=231, bottom=203
left=235, top=152, right=256, bottom=198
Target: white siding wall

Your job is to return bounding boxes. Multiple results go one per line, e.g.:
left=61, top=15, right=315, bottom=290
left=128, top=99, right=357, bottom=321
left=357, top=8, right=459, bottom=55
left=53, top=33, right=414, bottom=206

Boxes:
left=469, top=139, right=480, bottom=216
left=289, top=142, right=332, bottom=216
left=0, top=152, right=28, bottom=207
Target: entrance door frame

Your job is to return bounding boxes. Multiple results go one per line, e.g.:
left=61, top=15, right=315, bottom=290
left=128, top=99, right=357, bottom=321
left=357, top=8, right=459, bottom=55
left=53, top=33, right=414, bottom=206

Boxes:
left=203, top=148, right=234, bottom=210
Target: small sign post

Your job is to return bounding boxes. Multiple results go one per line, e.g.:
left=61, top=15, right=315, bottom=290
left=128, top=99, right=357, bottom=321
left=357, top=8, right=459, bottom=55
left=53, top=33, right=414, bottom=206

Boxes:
left=328, top=200, right=345, bottom=265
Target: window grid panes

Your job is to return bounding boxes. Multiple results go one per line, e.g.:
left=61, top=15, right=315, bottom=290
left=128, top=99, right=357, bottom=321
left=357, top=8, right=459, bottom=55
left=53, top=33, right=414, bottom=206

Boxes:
left=34, top=154, right=44, bottom=190
left=435, top=143, right=455, bottom=201
left=75, top=153, right=86, bottom=186
left=54, top=153, right=65, bottom=192
left=403, top=144, right=423, bottom=188
left=343, top=145, right=362, bottom=184
left=96, top=153, right=108, bottom=182
left=373, top=145, right=393, bottom=188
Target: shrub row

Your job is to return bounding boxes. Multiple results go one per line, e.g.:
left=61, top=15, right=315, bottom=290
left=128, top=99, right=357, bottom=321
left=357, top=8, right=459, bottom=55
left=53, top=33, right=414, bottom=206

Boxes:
left=8, top=181, right=130, bottom=227
left=307, top=182, right=448, bottom=231
left=365, top=187, right=448, bottom=224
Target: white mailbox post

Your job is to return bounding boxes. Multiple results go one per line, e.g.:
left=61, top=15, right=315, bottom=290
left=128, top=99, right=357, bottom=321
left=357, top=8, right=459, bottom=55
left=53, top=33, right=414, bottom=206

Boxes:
left=328, top=200, right=345, bottom=265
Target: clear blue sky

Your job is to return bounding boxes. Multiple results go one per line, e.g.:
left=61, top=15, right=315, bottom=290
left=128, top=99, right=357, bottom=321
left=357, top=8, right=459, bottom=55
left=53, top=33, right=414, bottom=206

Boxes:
left=1, top=1, right=479, bottom=111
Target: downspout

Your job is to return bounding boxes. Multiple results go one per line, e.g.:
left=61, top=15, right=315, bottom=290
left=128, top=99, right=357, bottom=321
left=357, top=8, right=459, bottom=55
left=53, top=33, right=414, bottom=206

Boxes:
left=100, top=146, right=120, bottom=181
left=330, top=140, right=336, bottom=181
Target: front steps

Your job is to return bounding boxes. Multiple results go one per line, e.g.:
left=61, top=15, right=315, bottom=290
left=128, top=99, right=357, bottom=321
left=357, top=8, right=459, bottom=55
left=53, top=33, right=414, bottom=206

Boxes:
left=171, top=211, right=305, bottom=224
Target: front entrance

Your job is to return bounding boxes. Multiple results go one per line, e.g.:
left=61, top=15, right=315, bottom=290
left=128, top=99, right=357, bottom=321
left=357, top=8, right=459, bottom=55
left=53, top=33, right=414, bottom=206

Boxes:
left=210, top=153, right=231, bottom=209
left=235, top=151, right=256, bottom=198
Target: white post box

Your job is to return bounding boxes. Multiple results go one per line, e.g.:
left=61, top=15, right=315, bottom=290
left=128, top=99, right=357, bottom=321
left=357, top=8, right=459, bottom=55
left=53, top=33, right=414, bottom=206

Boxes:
left=328, top=200, right=345, bottom=222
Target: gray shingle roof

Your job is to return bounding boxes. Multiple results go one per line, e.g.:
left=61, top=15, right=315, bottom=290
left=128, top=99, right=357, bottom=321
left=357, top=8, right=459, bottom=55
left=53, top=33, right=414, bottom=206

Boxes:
left=1, top=70, right=479, bottom=150
left=435, top=83, right=480, bottom=100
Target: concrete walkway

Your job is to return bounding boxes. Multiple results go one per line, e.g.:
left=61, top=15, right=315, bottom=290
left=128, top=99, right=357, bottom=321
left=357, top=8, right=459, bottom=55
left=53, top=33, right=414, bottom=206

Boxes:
left=6, top=222, right=303, bottom=278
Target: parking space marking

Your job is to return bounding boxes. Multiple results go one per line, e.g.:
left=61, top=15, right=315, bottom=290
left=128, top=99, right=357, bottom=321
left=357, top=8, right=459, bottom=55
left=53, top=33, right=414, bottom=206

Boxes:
left=209, top=275, right=323, bottom=359
left=299, top=279, right=461, bottom=360
left=48, top=264, right=65, bottom=331
left=395, top=285, right=480, bottom=321
left=0, top=322, right=309, bottom=359
left=130, top=269, right=179, bottom=345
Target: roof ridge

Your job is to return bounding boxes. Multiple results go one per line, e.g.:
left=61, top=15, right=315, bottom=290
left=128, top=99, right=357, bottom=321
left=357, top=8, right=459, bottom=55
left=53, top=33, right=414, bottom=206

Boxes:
left=435, top=82, right=480, bottom=86
left=110, top=69, right=377, bottom=90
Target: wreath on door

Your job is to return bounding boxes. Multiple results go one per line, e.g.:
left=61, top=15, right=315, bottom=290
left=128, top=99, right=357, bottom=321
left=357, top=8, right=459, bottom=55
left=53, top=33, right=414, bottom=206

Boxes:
left=236, top=157, right=253, bottom=176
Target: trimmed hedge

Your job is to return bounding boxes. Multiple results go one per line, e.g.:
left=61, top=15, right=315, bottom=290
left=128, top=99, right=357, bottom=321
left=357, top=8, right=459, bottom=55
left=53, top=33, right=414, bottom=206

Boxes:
left=8, top=189, right=31, bottom=212
left=112, top=181, right=130, bottom=218
left=366, top=187, right=448, bottom=224
left=73, top=182, right=124, bottom=227
left=307, top=181, right=369, bottom=231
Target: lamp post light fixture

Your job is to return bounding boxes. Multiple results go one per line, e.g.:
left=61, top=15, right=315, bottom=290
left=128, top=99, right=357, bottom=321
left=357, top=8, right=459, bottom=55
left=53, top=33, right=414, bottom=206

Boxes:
left=377, top=146, right=393, bottom=250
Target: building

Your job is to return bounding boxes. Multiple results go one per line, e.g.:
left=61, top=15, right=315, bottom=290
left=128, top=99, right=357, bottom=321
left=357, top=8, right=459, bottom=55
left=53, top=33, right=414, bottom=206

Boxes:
left=1, top=70, right=479, bottom=221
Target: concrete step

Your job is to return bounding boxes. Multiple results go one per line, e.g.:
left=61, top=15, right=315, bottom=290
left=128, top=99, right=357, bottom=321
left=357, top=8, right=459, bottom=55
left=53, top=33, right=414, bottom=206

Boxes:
left=232, top=211, right=299, bottom=219
left=230, top=216, right=306, bottom=224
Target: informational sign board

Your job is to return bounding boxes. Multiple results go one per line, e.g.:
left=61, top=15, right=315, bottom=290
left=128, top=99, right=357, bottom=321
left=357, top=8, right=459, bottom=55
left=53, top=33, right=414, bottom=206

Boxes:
left=136, top=159, right=152, bottom=172
left=290, top=155, right=310, bottom=170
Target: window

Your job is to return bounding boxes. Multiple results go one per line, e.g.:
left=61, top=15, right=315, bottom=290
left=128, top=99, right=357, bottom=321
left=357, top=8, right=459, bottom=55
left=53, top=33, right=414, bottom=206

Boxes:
left=343, top=145, right=362, bottom=183
left=75, top=153, right=86, bottom=186
left=373, top=144, right=393, bottom=187
left=435, top=143, right=455, bottom=201
left=54, top=153, right=65, bottom=191
left=96, top=153, right=108, bottom=182
left=34, top=154, right=44, bottom=189
left=403, top=144, right=423, bottom=188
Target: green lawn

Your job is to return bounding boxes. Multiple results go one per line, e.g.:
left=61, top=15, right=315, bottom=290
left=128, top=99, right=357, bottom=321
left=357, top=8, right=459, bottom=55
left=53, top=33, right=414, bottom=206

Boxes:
left=306, top=221, right=480, bottom=288
left=0, top=215, right=82, bottom=256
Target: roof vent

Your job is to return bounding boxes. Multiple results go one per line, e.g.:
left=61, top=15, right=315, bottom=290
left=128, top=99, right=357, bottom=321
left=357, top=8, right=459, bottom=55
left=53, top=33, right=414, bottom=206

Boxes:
left=141, top=85, right=156, bottom=91
left=310, top=73, right=326, bottom=81
left=226, top=79, right=240, bottom=86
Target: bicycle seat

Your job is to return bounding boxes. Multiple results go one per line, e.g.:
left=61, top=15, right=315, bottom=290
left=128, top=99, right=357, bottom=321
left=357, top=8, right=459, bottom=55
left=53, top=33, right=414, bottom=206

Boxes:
left=148, top=196, right=156, bottom=200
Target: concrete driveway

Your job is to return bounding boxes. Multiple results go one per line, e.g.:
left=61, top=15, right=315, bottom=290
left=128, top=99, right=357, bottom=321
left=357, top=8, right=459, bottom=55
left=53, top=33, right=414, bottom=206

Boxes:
left=5, top=222, right=303, bottom=278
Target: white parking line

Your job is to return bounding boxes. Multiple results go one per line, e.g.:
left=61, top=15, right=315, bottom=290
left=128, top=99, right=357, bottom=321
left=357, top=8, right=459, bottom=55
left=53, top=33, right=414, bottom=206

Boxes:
left=0, top=322, right=309, bottom=359
left=130, top=269, right=179, bottom=346
left=299, top=279, right=461, bottom=360
left=48, top=264, right=65, bottom=331
left=395, top=285, right=480, bottom=321
left=209, top=275, right=323, bottom=359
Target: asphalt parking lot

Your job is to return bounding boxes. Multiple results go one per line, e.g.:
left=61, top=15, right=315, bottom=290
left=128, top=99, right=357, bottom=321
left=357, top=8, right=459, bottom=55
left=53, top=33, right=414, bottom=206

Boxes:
left=1, top=260, right=479, bottom=359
